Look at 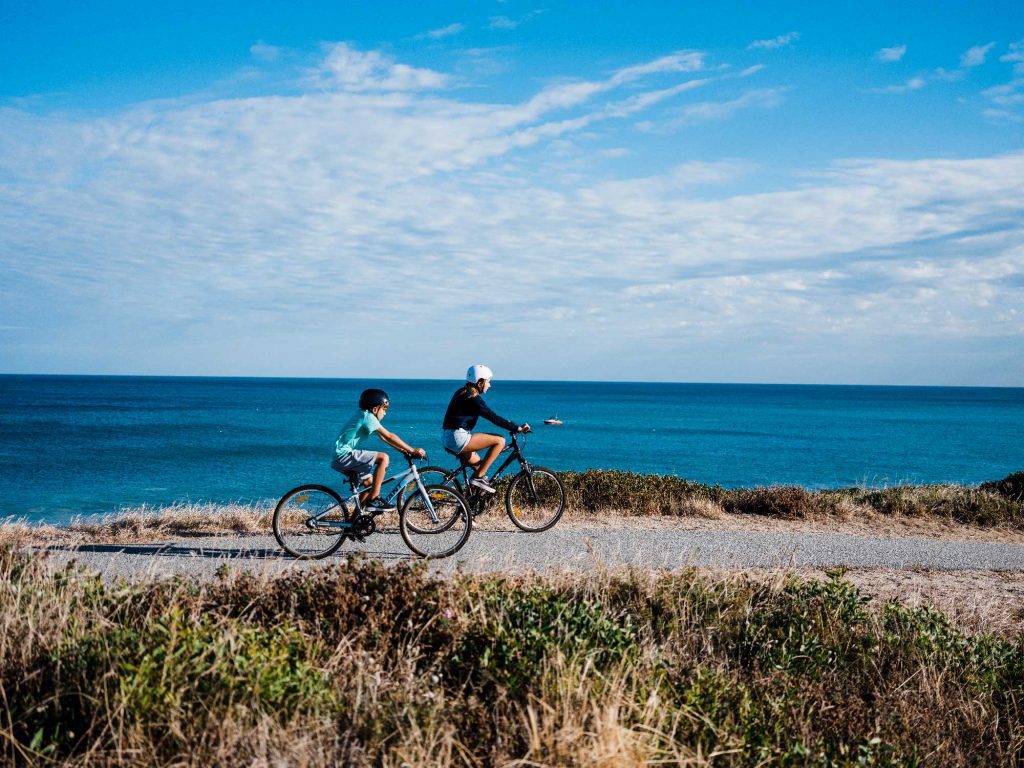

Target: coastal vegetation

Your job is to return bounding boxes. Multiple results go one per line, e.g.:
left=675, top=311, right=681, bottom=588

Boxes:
left=557, top=469, right=1024, bottom=527
left=2, top=470, right=1021, bottom=545
left=1, top=547, right=1021, bottom=765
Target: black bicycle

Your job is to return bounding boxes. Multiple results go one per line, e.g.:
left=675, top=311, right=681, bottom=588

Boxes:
left=405, top=429, right=566, bottom=532
left=273, top=453, right=471, bottom=559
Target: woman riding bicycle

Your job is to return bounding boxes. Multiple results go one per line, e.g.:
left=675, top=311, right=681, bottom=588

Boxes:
left=441, top=364, right=529, bottom=494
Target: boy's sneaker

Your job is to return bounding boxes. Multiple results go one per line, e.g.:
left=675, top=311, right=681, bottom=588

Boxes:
left=364, top=497, right=396, bottom=514
left=469, top=475, right=497, bottom=494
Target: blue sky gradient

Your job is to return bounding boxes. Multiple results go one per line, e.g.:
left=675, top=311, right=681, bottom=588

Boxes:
left=1, top=1, right=1022, bottom=384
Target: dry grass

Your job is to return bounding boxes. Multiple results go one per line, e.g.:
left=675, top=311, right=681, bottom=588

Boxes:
left=0, top=502, right=273, bottom=546
left=2, top=548, right=1023, bottom=766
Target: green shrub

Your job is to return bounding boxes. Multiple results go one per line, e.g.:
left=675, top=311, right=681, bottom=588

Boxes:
left=722, top=485, right=817, bottom=519
left=981, top=471, right=1024, bottom=501
left=738, top=573, right=876, bottom=678
left=855, top=485, right=1023, bottom=526
left=21, top=606, right=336, bottom=760
left=881, top=601, right=1024, bottom=695
left=558, top=469, right=722, bottom=515
left=449, top=580, right=637, bottom=692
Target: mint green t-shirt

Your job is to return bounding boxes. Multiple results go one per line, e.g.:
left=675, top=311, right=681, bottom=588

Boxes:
left=333, top=410, right=382, bottom=458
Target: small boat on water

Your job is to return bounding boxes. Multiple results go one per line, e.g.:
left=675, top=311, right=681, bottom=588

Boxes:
left=543, top=417, right=563, bottom=425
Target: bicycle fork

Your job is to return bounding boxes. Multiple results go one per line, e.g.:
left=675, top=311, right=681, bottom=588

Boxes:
left=408, top=471, right=444, bottom=524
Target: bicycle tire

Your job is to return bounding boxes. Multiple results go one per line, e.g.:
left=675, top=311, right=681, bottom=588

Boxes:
left=505, top=467, right=565, bottom=532
left=397, top=466, right=460, bottom=508
left=273, top=484, right=350, bottom=559
left=404, top=482, right=463, bottom=535
left=400, top=484, right=472, bottom=558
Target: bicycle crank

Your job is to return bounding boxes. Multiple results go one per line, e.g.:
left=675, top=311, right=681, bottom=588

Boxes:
left=351, top=513, right=376, bottom=538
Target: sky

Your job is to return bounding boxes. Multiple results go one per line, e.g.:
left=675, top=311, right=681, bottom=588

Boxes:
left=1, top=0, right=1022, bottom=385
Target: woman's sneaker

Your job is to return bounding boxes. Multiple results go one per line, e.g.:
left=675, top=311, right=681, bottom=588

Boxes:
left=469, top=475, right=497, bottom=494
left=364, top=497, right=397, bottom=514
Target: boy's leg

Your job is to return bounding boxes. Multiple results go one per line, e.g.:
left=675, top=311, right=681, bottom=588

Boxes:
left=358, top=452, right=389, bottom=505
left=371, top=452, right=388, bottom=498
left=462, top=433, right=505, bottom=477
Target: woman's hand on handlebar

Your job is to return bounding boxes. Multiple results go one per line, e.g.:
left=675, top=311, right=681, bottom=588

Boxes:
left=515, top=423, right=531, bottom=434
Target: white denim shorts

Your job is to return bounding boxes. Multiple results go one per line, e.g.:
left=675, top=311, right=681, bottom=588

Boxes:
left=441, top=428, right=472, bottom=455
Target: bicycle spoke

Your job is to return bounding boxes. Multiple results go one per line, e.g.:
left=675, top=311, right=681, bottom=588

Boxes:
left=273, top=485, right=350, bottom=559
left=506, top=468, right=565, bottom=532
left=400, top=485, right=471, bottom=558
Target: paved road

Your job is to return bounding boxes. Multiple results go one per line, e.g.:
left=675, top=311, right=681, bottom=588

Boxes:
left=37, top=527, right=1024, bottom=580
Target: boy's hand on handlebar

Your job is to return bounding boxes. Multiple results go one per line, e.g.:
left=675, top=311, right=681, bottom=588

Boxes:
left=410, top=447, right=427, bottom=458
left=516, top=423, right=531, bottom=434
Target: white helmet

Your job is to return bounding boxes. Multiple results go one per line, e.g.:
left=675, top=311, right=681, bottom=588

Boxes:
left=466, top=364, right=494, bottom=384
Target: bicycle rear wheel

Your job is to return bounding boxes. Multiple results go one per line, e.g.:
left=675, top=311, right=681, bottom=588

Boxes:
left=400, top=484, right=471, bottom=558
left=505, top=468, right=565, bottom=532
left=273, top=484, right=350, bottom=559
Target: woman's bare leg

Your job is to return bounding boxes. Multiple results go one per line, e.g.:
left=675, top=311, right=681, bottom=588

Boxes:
left=462, top=433, right=505, bottom=477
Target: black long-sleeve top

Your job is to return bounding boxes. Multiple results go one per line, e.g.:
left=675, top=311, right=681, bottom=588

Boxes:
left=441, top=387, right=517, bottom=432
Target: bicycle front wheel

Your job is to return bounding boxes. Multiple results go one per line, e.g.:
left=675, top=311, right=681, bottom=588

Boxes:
left=400, top=484, right=471, bottom=558
left=397, top=466, right=459, bottom=510
left=505, top=468, right=565, bottom=532
left=273, top=484, right=350, bottom=559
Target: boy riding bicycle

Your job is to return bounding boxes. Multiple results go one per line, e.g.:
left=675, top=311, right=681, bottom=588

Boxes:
left=332, top=388, right=425, bottom=514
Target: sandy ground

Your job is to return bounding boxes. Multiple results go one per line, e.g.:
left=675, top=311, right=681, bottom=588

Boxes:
left=486, top=509, right=1024, bottom=544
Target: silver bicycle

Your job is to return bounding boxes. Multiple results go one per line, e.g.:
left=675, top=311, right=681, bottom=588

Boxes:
left=272, top=453, right=471, bottom=559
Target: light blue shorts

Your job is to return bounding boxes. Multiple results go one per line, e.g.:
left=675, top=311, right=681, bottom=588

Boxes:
left=441, top=428, right=472, bottom=455
left=331, top=449, right=377, bottom=476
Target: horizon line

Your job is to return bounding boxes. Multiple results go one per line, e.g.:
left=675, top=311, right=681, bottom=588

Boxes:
left=1, top=372, right=1022, bottom=390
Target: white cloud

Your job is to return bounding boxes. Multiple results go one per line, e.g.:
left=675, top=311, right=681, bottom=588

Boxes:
left=1003, top=39, right=1024, bottom=63
left=748, top=32, right=799, bottom=50
left=313, top=42, right=448, bottom=91
left=640, top=87, right=785, bottom=131
left=983, top=80, right=1024, bottom=105
left=1000, top=39, right=1024, bottom=76
left=737, top=64, right=764, bottom=77
left=961, top=42, right=995, bottom=68
left=931, top=67, right=964, bottom=82
left=609, top=52, right=705, bottom=84
left=982, top=43, right=1024, bottom=121
left=869, top=76, right=926, bottom=94
left=417, top=23, right=465, bottom=41
left=495, top=52, right=706, bottom=128
left=875, top=45, right=906, bottom=63
left=249, top=41, right=280, bottom=62
left=488, top=16, right=517, bottom=30
left=488, top=10, right=543, bottom=31
left=1, top=45, right=1022, bottom=382
left=984, top=107, right=1024, bottom=122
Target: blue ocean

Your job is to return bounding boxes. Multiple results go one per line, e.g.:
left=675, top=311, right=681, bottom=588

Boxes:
left=1, top=375, right=1022, bottom=524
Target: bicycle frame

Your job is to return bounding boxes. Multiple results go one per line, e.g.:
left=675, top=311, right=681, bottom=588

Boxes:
left=311, top=457, right=442, bottom=529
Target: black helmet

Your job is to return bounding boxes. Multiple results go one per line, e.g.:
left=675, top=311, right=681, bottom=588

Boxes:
left=358, top=388, right=390, bottom=410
